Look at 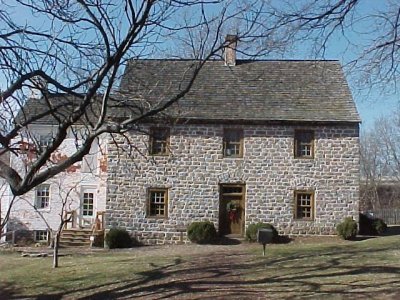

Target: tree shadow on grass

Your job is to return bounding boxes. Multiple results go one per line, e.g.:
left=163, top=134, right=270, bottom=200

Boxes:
left=15, top=241, right=400, bottom=299
left=0, top=282, right=17, bottom=299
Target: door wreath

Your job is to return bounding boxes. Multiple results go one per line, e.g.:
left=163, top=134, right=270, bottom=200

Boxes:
left=226, top=201, right=240, bottom=223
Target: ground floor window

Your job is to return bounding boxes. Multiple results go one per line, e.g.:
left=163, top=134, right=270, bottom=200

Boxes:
left=148, top=188, right=168, bottom=217
left=294, top=191, right=314, bottom=220
left=34, top=230, right=48, bottom=242
left=82, top=192, right=94, bottom=216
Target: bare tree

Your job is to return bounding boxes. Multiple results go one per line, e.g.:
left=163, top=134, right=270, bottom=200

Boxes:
left=360, top=110, right=400, bottom=210
left=269, top=0, right=400, bottom=90
left=0, top=0, right=286, bottom=197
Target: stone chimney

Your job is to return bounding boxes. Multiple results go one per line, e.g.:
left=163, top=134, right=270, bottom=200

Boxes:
left=224, top=34, right=238, bottom=66
left=29, top=76, right=48, bottom=99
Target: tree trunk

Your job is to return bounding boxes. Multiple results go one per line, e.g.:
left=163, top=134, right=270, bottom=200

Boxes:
left=53, top=232, right=60, bottom=268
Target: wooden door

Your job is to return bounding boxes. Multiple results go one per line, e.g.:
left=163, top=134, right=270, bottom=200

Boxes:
left=219, top=184, right=245, bottom=235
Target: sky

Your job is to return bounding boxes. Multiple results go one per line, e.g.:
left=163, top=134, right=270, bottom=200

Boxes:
left=1, top=0, right=398, bottom=131
left=279, top=0, right=399, bottom=131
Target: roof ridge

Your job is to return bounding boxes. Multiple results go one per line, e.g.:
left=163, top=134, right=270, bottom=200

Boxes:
left=127, top=58, right=340, bottom=63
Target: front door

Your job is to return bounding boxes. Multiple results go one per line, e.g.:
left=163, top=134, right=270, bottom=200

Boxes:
left=80, top=188, right=96, bottom=228
left=219, top=184, right=245, bottom=235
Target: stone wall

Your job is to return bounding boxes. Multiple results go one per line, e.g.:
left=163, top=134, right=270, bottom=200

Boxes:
left=106, top=123, right=360, bottom=244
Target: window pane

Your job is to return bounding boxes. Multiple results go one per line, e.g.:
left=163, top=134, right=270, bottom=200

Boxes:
left=149, top=190, right=167, bottom=217
left=151, top=128, right=169, bottom=155
left=34, top=230, right=48, bottom=241
left=82, top=192, right=94, bottom=216
left=295, top=192, right=314, bottom=220
left=36, top=185, right=50, bottom=209
left=295, top=130, right=314, bottom=158
left=224, top=129, right=243, bottom=157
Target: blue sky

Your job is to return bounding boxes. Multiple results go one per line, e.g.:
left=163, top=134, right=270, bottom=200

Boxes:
left=1, top=1, right=397, bottom=131
left=279, top=0, right=399, bottom=130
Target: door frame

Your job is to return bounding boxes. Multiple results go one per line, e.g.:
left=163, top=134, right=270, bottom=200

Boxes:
left=79, top=186, right=97, bottom=228
left=219, top=183, right=246, bottom=236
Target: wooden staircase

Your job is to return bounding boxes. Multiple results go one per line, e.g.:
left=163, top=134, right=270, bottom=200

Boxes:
left=60, top=229, right=92, bottom=247
left=60, top=211, right=106, bottom=248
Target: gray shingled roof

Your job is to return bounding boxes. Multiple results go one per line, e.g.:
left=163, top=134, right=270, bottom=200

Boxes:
left=18, top=59, right=360, bottom=126
left=15, top=94, right=104, bottom=126
left=119, top=59, right=360, bottom=123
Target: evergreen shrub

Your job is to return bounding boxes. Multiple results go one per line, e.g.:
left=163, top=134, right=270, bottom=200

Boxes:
left=105, top=228, right=132, bottom=249
left=245, top=222, right=279, bottom=242
left=336, top=217, right=358, bottom=240
left=187, top=221, right=217, bottom=244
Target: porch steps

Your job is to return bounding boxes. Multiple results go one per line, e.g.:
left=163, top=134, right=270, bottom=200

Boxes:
left=60, top=229, right=92, bottom=248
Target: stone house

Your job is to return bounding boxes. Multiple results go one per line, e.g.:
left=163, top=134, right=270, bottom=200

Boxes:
left=1, top=40, right=360, bottom=245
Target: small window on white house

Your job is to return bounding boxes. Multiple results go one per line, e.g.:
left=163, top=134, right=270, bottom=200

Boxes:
left=35, top=185, right=50, bottom=209
left=82, top=142, right=98, bottom=173
left=39, top=134, right=53, bottom=150
left=34, top=230, right=48, bottom=242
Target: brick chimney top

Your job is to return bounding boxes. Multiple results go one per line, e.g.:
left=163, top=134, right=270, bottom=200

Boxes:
left=224, top=35, right=238, bottom=66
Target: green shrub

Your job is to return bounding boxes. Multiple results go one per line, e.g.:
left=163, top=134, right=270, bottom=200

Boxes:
left=336, top=217, right=358, bottom=240
left=373, top=218, right=387, bottom=235
left=187, top=221, right=217, bottom=244
left=105, top=228, right=132, bottom=249
left=359, top=213, right=387, bottom=235
left=245, top=223, right=278, bottom=243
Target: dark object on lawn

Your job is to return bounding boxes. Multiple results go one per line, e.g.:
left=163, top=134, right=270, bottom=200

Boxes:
left=246, top=223, right=278, bottom=242
left=187, top=221, right=217, bottom=244
left=257, top=228, right=274, bottom=256
left=359, top=213, right=387, bottom=235
left=105, top=228, right=132, bottom=249
left=336, top=217, right=358, bottom=240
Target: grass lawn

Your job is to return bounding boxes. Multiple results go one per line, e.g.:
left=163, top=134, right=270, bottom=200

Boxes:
left=1, top=236, right=400, bottom=299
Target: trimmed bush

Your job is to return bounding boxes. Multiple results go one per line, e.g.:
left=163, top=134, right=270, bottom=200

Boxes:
left=359, top=213, right=387, bottom=235
left=373, top=218, right=387, bottom=235
left=336, top=217, right=358, bottom=240
left=187, top=221, right=217, bottom=244
left=245, top=223, right=278, bottom=243
left=105, top=228, right=132, bottom=249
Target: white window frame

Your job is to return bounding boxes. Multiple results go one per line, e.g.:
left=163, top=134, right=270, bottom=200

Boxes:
left=81, top=187, right=96, bottom=219
left=35, top=184, right=50, bottom=209
left=34, top=230, right=48, bottom=242
left=82, top=191, right=95, bottom=217
left=38, top=134, right=53, bottom=150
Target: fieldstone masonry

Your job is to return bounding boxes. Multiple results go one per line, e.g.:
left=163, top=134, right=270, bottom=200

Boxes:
left=106, top=123, right=359, bottom=245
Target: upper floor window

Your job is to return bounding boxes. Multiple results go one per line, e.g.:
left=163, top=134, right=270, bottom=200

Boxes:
left=294, top=191, right=314, bottom=220
left=294, top=130, right=314, bottom=158
left=148, top=188, right=168, bottom=218
left=39, top=134, right=52, bottom=150
left=35, top=184, right=50, bottom=209
left=150, top=127, right=169, bottom=155
left=223, top=128, right=243, bottom=158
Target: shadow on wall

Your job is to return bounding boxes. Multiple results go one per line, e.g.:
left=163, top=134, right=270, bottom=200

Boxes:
left=6, top=218, right=34, bottom=245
